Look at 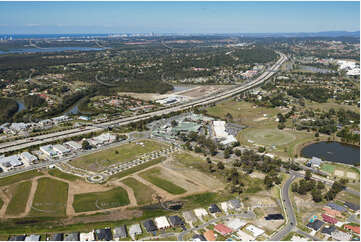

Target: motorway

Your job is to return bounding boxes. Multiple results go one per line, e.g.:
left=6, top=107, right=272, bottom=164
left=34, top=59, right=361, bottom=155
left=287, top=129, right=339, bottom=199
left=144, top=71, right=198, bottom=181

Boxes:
left=0, top=53, right=287, bottom=154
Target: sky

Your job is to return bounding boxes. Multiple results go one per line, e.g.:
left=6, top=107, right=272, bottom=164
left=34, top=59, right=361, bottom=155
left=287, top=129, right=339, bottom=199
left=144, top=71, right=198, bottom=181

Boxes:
left=0, top=1, right=359, bottom=34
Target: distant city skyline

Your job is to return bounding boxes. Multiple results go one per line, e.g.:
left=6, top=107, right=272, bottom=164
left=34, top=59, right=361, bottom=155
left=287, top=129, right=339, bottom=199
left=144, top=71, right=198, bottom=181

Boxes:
left=0, top=1, right=359, bottom=34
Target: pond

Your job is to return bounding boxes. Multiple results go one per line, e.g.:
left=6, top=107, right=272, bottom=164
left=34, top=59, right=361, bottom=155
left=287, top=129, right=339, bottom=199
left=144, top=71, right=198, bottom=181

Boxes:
left=0, top=47, right=104, bottom=55
left=14, top=99, right=26, bottom=114
left=301, top=141, right=360, bottom=165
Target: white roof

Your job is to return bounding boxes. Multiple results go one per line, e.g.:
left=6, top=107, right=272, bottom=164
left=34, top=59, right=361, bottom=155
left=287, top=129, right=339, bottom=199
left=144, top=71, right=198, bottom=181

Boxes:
left=80, top=232, right=95, bottom=241
left=220, top=202, right=229, bottom=212
left=225, top=218, right=247, bottom=231
left=93, top=133, right=116, bottom=144
left=65, top=141, right=82, bottom=150
left=194, top=208, right=208, bottom=217
left=246, top=224, right=264, bottom=237
left=21, top=152, right=38, bottom=161
left=0, top=154, right=22, bottom=166
left=154, top=216, right=170, bottom=229
left=129, top=224, right=142, bottom=235
left=237, top=230, right=255, bottom=241
left=213, top=120, right=237, bottom=145
left=53, top=144, right=70, bottom=154
left=40, top=145, right=57, bottom=156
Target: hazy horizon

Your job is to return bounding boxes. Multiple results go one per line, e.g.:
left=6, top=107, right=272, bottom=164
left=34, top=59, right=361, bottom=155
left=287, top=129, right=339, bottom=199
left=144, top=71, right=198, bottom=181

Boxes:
left=0, top=1, right=359, bottom=35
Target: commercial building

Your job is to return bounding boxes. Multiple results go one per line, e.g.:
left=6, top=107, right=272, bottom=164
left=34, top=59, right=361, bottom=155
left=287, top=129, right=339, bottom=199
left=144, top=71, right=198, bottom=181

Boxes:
left=0, top=155, right=23, bottom=169
left=64, top=141, right=83, bottom=151
left=306, top=157, right=323, bottom=168
left=20, top=152, right=38, bottom=163
left=53, top=144, right=71, bottom=156
left=40, top=145, right=58, bottom=158
left=212, top=121, right=237, bottom=145
left=236, top=230, right=255, bottom=241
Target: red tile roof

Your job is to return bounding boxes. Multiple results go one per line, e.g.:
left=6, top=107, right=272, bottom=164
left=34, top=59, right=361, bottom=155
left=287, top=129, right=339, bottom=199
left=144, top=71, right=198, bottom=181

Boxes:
left=203, top=230, right=216, bottom=241
left=322, top=213, right=338, bottom=224
left=345, top=225, right=360, bottom=234
left=214, top=224, right=233, bottom=235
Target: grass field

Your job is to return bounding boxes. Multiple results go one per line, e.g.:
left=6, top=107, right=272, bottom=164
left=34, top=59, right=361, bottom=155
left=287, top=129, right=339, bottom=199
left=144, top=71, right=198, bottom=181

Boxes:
left=73, top=187, right=130, bottom=213
left=238, top=128, right=296, bottom=146
left=70, top=140, right=167, bottom=172
left=0, top=170, right=42, bottom=187
left=29, top=178, right=69, bottom=217
left=321, top=163, right=335, bottom=173
left=122, top=177, right=155, bottom=205
left=139, top=168, right=187, bottom=195
left=48, top=169, right=80, bottom=181
left=5, top=181, right=32, bottom=216
left=109, top=157, right=166, bottom=180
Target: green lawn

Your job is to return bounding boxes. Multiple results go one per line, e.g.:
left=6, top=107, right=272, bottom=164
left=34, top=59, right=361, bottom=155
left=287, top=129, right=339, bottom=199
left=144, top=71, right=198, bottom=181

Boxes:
left=183, top=192, right=234, bottom=209
left=73, top=187, right=130, bottom=213
left=70, top=140, right=167, bottom=172
left=321, top=163, right=335, bottom=173
left=0, top=170, right=43, bottom=187
left=122, top=177, right=155, bottom=205
left=139, top=168, right=186, bottom=195
left=109, top=157, right=166, bottom=180
left=29, top=178, right=69, bottom=217
left=5, top=181, right=32, bottom=216
left=48, top=169, right=80, bottom=182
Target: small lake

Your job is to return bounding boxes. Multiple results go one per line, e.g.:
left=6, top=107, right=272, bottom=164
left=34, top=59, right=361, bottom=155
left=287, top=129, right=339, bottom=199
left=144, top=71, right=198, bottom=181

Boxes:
left=301, top=141, right=360, bottom=165
left=0, top=47, right=104, bottom=55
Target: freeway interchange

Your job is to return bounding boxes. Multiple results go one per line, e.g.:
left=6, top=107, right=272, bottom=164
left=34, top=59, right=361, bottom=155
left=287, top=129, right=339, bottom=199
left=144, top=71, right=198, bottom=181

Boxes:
left=0, top=52, right=287, bottom=154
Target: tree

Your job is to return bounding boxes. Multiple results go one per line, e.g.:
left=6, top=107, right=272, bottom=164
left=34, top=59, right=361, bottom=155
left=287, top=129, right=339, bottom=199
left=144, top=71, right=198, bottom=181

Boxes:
left=315, top=132, right=320, bottom=137
left=226, top=112, right=233, bottom=121
left=317, top=181, right=325, bottom=190
left=258, top=146, right=266, bottom=153
left=291, top=183, right=298, bottom=192
left=82, top=140, right=91, bottom=150
left=194, top=146, right=202, bottom=153
left=171, top=120, right=178, bottom=127
left=305, top=170, right=312, bottom=180
left=264, top=175, right=274, bottom=188
left=217, top=161, right=225, bottom=170
left=224, top=149, right=231, bottom=159
left=311, top=189, right=323, bottom=202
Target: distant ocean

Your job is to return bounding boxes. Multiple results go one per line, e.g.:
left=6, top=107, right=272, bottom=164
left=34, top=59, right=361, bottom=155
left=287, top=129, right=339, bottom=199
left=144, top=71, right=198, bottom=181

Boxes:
left=0, top=34, right=110, bottom=39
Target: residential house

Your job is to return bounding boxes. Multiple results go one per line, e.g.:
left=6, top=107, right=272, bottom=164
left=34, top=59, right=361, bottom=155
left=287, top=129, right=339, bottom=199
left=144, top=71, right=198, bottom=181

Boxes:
left=228, top=199, right=241, bottom=210
left=24, top=235, right=40, bottom=241
left=143, top=220, right=157, bottom=233
left=225, top=218, right=246, bottom=231
left=265, top=214, right=284, bottom=220
left=327, top=202, right=347, bottom=213
left=344, top=225, right=360, bottom=234
left=154, top=216, right=170, bottom=230
left=194, top=208, right=208, bottom=219
left=128, top=224, right=142, bottom=239
left=113, top=225, right=127, bottom=240
left=80, top=232, right=95, bottom=241
left=331, top=230, right=352, bottom=241
left=344, top=202, right=360, bottom=212
left=322, top=214, right=338, bottom=224
left=245, top=224, right=265, bottom=238
left=208, top=204, right=221, bottom=214
left=168, top=215, right=184, bottom=227
left=203, top=230, right=216, bottom=241
left=306, top=219, right=324, bottom=231
left=183, top=211, right=198, bottom=224
left=192, top=234, right=206, bottom=241
left=50, top=233, right=64, bottom=241
left=8, top=235, right=26, bottom=241
left=214, top=224, right=233, bottom=236
left=321, top=225, right=336, bottom=236
left=95, top=228, right=112, bottom=241
left=64, top=233, right=80, bottom=241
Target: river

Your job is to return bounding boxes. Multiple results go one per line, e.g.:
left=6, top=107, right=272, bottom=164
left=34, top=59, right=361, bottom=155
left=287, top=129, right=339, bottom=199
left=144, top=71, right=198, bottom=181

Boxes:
left=301, top=141, right=360, bottom=165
